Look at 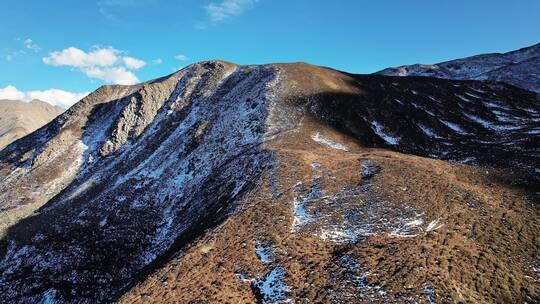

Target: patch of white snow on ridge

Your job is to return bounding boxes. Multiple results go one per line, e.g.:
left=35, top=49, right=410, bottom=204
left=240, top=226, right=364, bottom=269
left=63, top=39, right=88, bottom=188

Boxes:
left=291, top=182, right=324, bottom=232
left=492, top=109, right=516, bottom=123
left=255, top=241, right=273, bottom=264
left=98, top=217, right=107, bottom=227
left=311, top=132, right=349, bottom=151
left=439, top=119, right=467, bottom=134
left=42, top=288, right=58, bottom=304
left=235, top=273, right=253, bottom=283
left=290, top=177, right=427, bottom=243
left=426, top=219, right=444, bottom=233
left=360, top=161, right=379, bottom=178
left=530, top=263, right=540, bottom=283
left=389, top=218, right=425, bottom=238
left=423, top=284, right=437, bottom=304
left=370, top=121, right=400, bottom=145
left=335, top=254, right=389, bottom=302
left=463, top=112, right=494, bottom=129
left=291, top=197, right=310, bottom=232
left=484, top=100, right=513, bottom=111
left=456, top=94, right=471, bottom=102
left=254, top=268, right=293, bottom=304
left=465, top=92, right=482, bottom=99
left=418, top=124, right=442, bottom=138
left=464, top=112, right=523, bottom=132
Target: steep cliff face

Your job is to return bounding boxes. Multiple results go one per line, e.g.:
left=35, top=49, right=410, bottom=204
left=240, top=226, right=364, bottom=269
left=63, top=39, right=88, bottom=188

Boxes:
left=377, top=43, right=540, bottom=93
left=0, top=61, right=538, bottom=303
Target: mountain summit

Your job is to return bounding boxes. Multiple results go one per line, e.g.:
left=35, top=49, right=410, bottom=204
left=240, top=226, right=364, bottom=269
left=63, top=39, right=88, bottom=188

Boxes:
left=377, top=43, right=540, bottom=93
left=0, top=60, right=538, bottom=303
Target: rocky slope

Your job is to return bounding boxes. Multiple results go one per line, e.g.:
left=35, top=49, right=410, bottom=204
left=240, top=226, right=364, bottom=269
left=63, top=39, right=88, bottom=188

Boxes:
left=377, top=43, right=540, bottom=93
left=0, top=61, right=538, bottom=303
left=0, top=99, right=64, bottom=150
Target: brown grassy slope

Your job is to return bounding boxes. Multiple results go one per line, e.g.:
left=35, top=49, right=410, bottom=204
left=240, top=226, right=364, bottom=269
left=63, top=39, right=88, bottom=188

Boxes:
left=0, top=99, right=64, bottom=150
left=119, top=64, right=539, bottom=303
left=119, top=114, right=539, bottom=304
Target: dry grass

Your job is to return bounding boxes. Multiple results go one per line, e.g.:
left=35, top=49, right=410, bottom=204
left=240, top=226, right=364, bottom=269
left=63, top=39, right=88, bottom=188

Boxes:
left=120, top=115, right=539, bottom=303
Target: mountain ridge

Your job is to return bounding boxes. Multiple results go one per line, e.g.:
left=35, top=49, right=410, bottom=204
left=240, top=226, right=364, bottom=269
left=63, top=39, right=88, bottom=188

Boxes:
left=376, top=42, right=540, bottom=93
left=0, top=60, right=538, bottom=303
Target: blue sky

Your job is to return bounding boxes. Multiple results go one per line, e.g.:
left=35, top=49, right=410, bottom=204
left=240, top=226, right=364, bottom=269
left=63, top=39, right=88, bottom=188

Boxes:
left=0, top=0, right=538, bottom=107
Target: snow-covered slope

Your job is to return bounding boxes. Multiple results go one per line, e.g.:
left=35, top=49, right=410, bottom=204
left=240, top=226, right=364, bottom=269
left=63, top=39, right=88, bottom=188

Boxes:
left=0, top=61, right=538, bottom=303
left=377, top=43, right=540, bottom=93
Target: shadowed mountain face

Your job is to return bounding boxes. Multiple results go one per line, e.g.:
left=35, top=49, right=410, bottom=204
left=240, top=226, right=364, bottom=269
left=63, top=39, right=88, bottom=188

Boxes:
left=0, top=61, right=538, bottom=303
left=377, top=43, right=540, bottom=93
left=0, top=99, right=64, bottom=150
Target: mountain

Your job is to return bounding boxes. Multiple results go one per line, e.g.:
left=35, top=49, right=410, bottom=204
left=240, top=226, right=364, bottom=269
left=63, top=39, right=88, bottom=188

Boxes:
left=0, top=99, right=64, bottom=150
left=0, top=61, right=538, bottom=303
left=376, top=43, right=540, bottom=93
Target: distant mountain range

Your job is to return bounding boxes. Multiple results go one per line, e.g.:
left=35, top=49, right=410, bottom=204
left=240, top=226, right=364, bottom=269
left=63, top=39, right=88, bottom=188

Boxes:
left=0, top=99, right=64, bottom=150
left=377, top=43, right=540, bottom=93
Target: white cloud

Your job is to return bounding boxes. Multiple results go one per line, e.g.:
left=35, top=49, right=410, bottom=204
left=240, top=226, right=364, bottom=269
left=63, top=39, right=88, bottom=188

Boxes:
left=0, top=85, right=26, bottom=100
left=152, top=58, right=162, bottom=64
left=83, top=67, right=139, bottom=85
left=174, top=54, right=189, bottom=61
left=205, top=0, right=257, bottom=22
left=23, top=39, right=41, bottom=52
left=43, top=47, right=119, bottom=68
left=4, top=38, right=38, bottom=61
left=122, top=56, right=146, bottom=69
left=27, top=89, right=90, bottom=108
left=43, top=46, right=145, bottom=85
left=0, top=85, right=89, bottom=108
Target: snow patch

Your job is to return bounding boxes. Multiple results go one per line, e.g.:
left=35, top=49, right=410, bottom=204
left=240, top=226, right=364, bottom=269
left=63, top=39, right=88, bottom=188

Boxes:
left=98, top=217, right=107, bottom=227
left=389, top=218, right=425, bottom=238
left=456, top=94, right=471, bottom=102
left=290, top=176, right=425, bottom=243
left=418, top=124, right=442, bottom=139
left=333, top=254, right=389, bottom=302
left=291, top=180, right=324, bottom=232
left=360, top=160, right=379, bottom=179
left=423, top=284, right=437, bottom=304
left=311, top=132, right=349, bottom=151
left=370, top=121, right=400, bottom=145
left=464, top=112, right=523, bottom=132
left=253, top=268, right=293, bottom=304
left=530, top=263, right=540, bottom=283
left=255, top=241, right=273, bottom=264
left=465, top=91, right=482, bottom=99
left=235, top=273, right=253, bottom=283
left=425, top=218, right=444, bottom=233
left=42, top=288, right=58, bottom=304
left=439, top=119, right=467, bottom=134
